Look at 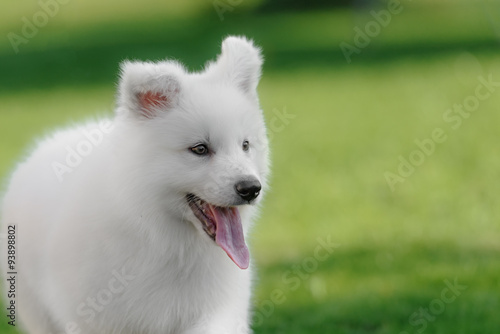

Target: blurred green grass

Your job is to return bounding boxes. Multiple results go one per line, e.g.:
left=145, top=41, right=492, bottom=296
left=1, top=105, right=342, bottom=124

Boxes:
left=1, top=1, right=500, bottom=333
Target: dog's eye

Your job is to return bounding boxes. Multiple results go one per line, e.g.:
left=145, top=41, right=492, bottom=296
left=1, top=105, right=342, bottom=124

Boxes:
left=242, top=140, right=250, bottom=152
left=190, top=144, right=209, bottom=156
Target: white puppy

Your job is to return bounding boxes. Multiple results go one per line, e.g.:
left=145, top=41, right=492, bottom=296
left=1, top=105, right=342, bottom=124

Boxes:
left=1, top=36, right=269, bottom=334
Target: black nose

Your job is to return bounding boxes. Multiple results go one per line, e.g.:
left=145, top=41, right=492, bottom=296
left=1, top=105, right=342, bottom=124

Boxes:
left=235, top=179, right=262, bottom=202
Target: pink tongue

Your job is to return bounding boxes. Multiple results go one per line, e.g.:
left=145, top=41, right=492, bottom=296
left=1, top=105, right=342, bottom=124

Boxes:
left=209, top=206, right=249, bottom=269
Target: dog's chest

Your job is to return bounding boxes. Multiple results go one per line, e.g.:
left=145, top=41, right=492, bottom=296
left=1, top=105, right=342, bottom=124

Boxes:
left=109, top=257, right=246, bottom=332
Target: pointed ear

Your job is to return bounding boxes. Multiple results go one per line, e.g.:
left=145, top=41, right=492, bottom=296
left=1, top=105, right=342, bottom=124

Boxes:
left=207, top=36, right=263, bottom=100
left=117, top=60, right=183, bottom=119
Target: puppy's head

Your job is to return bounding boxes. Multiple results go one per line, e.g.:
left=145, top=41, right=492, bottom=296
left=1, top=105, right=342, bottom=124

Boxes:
left=116, top=36, right=269, bottom=269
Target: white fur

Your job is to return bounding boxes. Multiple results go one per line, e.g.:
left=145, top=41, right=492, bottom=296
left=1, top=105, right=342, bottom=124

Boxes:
left=1, top=36, right=269, bottom=334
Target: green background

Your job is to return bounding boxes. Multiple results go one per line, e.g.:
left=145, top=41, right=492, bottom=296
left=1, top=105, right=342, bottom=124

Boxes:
left=1, top=0, right=499, bottom=333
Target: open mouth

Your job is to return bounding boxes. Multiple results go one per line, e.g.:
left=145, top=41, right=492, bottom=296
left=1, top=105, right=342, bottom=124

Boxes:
left=186, top=194, right=249, bottom=269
